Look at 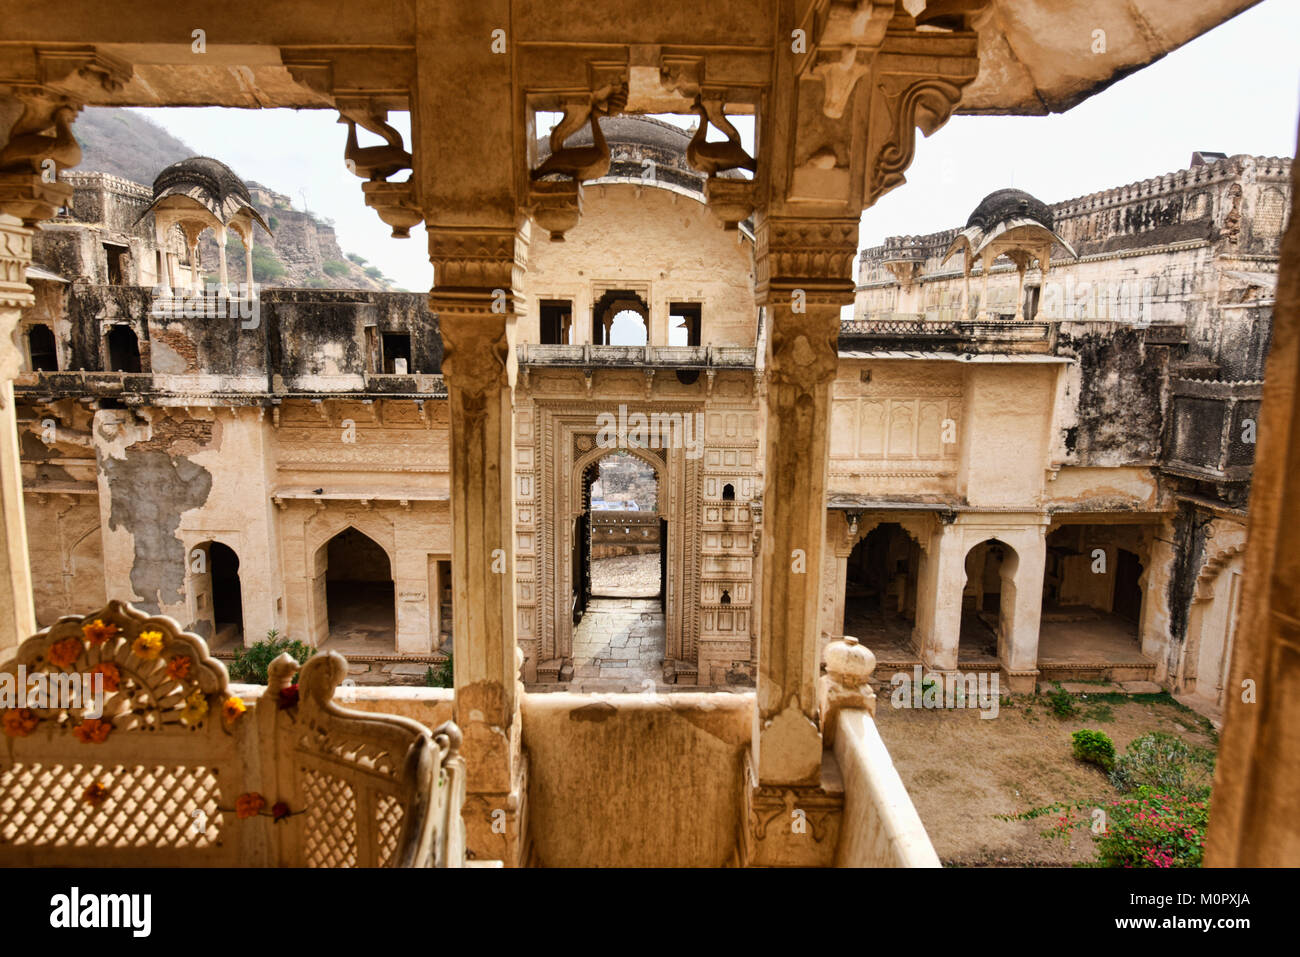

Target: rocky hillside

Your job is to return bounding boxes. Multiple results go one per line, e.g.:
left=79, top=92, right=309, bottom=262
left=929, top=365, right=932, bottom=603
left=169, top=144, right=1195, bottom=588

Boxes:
left=72, top=107, right=394, bottom=291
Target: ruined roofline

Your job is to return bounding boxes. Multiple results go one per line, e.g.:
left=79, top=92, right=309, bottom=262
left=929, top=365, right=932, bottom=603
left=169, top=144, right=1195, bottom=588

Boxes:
left=1050, top=154, right=1292, bottom=219
left=857, top=154, right=1293, bottom=266
left=59, top=170, right=153, bottom=200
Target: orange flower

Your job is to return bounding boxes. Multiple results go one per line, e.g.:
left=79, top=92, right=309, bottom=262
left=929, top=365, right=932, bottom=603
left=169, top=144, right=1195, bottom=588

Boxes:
left=1, top=708, right=39, bottom=738
left=90, top=662, right=120, bottom=693
left=83, top=782, right=109, bottom=807
left=165, top=655, right=192, bottom=681
left=48, top=636, right=83, bottom=668
left=132, top=630, right=165, bottom=660
left=222, top=695, right=247, bottom=724
left=81, top=619, right=119, bottom=646
left=73, top=717, right=112, bottom=744
left=235, top=792, right=266, bottom=819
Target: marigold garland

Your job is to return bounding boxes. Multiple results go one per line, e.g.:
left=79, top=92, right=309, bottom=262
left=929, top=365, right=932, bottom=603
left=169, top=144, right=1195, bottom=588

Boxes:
left=48, top=636, right=82, bottom=668
left=1, top=708, right=39, bottom=738
left=83, top=782, right=109, bottom=807
left=165, top=655, right=192, bottom=681
left=235, top=792, right=266, bottom=819
left=82, top=619, right=119, bottom=646
left=132, top=630, right=165, bottom=661
left=222, top=695, right=247, bottom=724
left=90, top=662, right=121, bottom=694
left=180, top=690, right=209, bottom=726
left=73, top=717, right=112, bottom=744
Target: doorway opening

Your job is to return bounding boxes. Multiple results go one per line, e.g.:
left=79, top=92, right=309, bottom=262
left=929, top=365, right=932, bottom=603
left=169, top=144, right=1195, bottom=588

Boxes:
left=959, top=539, right=1016, bottom=661
left=317, top=527, right=396, bottom=652
left=843, top=523, right=919, bottom=656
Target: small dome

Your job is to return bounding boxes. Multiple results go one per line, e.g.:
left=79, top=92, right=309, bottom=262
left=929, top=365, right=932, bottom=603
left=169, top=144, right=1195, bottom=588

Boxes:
left=966, top=188, right=1054, bottom=232
left=147, top=156, right=270, bottom=234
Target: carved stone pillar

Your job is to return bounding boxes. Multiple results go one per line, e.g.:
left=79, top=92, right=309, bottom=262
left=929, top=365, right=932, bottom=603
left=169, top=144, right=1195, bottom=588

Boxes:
left=0, top=212, right=37, bottom=647
left=752, top=216, right=858, bottom=788
left=429, top=224, right=527, bottom=866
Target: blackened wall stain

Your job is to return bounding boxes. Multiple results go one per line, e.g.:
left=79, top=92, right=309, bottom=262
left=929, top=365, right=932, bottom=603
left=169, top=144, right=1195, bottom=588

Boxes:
left=1165, top=503, right=1212, bottom=646
left=102, top=451, right=212, bottom=613
left=1056, top=325, right=1166, bottom=462
left=65, top=285, right=154, bottom=371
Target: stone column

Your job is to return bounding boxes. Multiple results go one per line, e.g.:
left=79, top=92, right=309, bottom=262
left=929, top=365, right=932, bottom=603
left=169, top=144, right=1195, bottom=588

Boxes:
left=244, top=234, right=255, bottom=299
left=917, top=520, right=964, bottom=672
left=429, top=224, right=525, bottom=866
left=0, top=213, right=37, bottom=647
left=1000, top=529, right=1044, bottom=692
left=216, top=228, right=230, bottom=298
left=752, top=216, right=857, bottom=788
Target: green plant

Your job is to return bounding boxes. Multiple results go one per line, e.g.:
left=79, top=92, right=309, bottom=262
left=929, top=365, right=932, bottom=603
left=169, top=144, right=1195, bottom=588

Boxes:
left=250, top=245, right=286, bottom=282
left=1071, top=728, right=1116, bottom=772
left=346, top=252, right=367, bottom=265
left=999, top=790, right=1209, bottom=869
left=425, top=654, right=453, bottom=689
left=267, top=214, right=279, bottom=230
left=322, top=259, right=349, bottom=277
left=1110, top=731, right=1216, bottom=799
left=364, top=265, right=383, bottom=280
left=228, top=630, right=315, bottom=684
left=1046, top=682, right=1077, bottom=718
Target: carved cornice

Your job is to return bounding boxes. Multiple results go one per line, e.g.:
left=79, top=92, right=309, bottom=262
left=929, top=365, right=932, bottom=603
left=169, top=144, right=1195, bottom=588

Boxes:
left=754, top=216, right=859, bottom=303
left=427, top=226, right=518, bottom=315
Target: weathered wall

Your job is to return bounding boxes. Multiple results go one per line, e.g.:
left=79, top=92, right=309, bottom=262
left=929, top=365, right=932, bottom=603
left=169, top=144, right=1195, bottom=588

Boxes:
left=518, top=184, right=756, bottom=348
left=520, top=691, right=753, bottom=867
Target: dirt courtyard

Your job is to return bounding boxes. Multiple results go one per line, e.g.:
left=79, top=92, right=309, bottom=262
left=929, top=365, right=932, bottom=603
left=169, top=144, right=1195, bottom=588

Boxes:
left=873, top=690, right=1218, bottom=866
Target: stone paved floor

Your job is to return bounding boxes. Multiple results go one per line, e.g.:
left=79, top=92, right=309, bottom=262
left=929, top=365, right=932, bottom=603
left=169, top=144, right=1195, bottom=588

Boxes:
left=568, top=597, right=665, bottom=692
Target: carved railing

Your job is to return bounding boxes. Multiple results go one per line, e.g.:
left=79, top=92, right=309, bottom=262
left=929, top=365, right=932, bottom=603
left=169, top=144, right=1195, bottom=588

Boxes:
left=0, top=601, right=465, bottom=867
left=818, top=636, right=941, bottom=867
left=517, top=343, right=757, bottom=369
left=841, top=318, right=1052, bottom=342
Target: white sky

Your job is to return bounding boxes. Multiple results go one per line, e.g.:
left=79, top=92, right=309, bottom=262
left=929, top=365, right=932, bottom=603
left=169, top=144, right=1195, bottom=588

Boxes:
left=135, top=0, right=1299, bottom=293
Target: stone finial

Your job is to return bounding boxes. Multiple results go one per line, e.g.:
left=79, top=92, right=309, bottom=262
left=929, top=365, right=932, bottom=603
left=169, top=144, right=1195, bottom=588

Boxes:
left=818, top=635, right=877, bottom=744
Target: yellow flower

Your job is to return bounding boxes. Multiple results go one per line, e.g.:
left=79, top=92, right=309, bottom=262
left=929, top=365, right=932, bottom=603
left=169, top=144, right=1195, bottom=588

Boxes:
left=132, top=630, right=165, bottom=660
left=222, top=695, right=247, bottom=724
left=180, top=690, right=209, bottom=726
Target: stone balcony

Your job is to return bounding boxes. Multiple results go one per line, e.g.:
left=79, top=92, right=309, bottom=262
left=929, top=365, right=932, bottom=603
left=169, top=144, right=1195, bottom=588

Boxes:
left=516, top=343, right=758, bottom=370
left=1162, top=376, right=1263, bottom=486
left=839, top=316, right=1054, bottom=353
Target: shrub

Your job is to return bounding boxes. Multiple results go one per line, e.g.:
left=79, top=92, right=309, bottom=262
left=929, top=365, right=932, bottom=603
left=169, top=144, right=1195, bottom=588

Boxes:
left=267, top=214, right=279, bottom=230
left=250, top=245, right=286, bottom=282
left=1094, top=791, right=1209, bottom=868
left=364, top=265, right=383, bottom=280
left=346, top=252, right=367, bottom=265
left=228, top=630, right=315, bottom=684
left=1046, top=682, right=1077, bottom=718
left=1072, top=729, right=1116, bottom=772
left=425, top=654, right=453, bottom=689
left=322, top=259, right=349, bottom=277
left=1110, top=731, right=1216, bottom=799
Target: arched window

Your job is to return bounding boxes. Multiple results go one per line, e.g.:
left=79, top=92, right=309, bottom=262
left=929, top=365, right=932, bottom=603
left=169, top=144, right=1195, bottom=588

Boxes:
left=106, top=325, right=141, bottom=373
left=722, top=483, right=735, bottom=501
left=27, top=324, right=57, bottom=371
